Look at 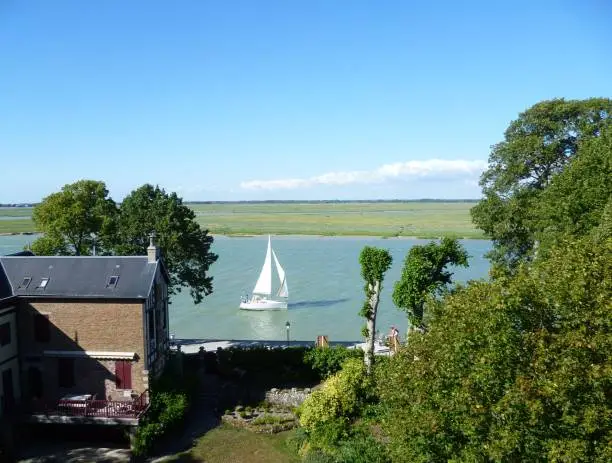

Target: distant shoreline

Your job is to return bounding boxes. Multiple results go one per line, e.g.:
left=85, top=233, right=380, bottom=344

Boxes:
left=0, top=231, right=486, bottom=240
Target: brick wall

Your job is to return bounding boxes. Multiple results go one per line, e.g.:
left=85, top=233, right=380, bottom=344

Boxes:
left=18, top=299, right=147, bottom=401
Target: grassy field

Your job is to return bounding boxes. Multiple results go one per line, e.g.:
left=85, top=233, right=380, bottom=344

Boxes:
left=0, top=202, right=485, bottom=238
left=165, top=425, right=299, bottom=463
left=191, top=201, right=483, bottom=238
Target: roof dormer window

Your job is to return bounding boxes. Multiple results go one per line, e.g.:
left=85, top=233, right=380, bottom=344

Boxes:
left=18, top=276, right=32, bottom=289
left=37, top=278, right=49, bottom=289
left=106, top=275, right=119, bottom=288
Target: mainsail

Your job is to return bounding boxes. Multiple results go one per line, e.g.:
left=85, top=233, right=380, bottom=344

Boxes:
left=252, top=236, right=272, bottom=295
left=250, top=235, right=288, bottom=299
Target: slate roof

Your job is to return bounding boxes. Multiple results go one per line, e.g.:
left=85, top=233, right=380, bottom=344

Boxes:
left=0, top=264, right=13, bottom=301
left=0, top=251, right=35, bottom=302
left=0, top=255, right=164, bottom=299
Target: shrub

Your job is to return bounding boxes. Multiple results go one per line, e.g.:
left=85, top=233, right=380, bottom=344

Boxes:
left=132, top=391, right=188, bottom=456
left=132, top=358, right=195, bottom=456
left=336, top=430, right=390, bottom=463
left=287, top=426, right=309, bottom=454
left=214, top=346, right=319, bottom=385
left=299, top=358, right=373, bottom=454
left=303, top=346, right=363, bottom=379
left=251, top=414, right=294, bottom=425
left=302, top=449, right=336, bottom=463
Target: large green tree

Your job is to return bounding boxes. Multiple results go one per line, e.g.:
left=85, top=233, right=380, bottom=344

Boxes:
left=379, top=233, right=612, bottom=462
left=536, top=124, right=612, bottom=251
left=31, top=180, right=117, bottom=255
left=392, top=237, right=468, bottom=333
left=108, top=184, right=218, bottom=303
left=358, top=246, right=392, bottom=374
left=471, top=98, right=612, bottom=271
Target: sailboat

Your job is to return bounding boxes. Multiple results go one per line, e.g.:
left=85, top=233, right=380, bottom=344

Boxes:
left=239, top=235, right=289, bottom=310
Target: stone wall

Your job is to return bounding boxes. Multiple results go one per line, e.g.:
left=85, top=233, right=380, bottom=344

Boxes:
left=265, top=387, right=313, bottom=408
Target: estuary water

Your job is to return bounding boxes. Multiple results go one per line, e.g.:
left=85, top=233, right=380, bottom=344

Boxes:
left=0, top=234, right=491, bottom=342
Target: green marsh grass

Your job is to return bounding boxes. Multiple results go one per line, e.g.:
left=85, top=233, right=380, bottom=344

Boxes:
left=0, top=202, right=485, bottom=238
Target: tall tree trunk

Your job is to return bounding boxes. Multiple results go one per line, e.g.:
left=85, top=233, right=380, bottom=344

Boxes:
left=364, top=280, right=380, bottom=374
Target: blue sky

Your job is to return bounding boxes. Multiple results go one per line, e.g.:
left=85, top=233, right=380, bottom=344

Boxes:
left=0, top=0, right=610, bottom=202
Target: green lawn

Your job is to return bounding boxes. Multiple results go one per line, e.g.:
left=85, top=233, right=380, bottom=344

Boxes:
left=0, top=201, right=485, bottom=238
left=165, top=425, right=299, bottom=463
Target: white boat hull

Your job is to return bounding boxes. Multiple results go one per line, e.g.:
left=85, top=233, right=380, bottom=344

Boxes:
left=239, top=298, right=288, bottom=310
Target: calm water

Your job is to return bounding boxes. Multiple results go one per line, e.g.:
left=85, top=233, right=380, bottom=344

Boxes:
left=0, top=234, right=491, bottom=341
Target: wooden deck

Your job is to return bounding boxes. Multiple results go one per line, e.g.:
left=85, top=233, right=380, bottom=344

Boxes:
left=24, top=390, right=149, bottom=426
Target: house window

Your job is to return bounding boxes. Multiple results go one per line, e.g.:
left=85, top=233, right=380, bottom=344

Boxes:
left=58, top=358, right=75, bottom=388
left=37, top=278, right=49, bottom=289
left=106, top=275, right=119, bottom=288
left=115, top=360, right=132, bottom=389
left=34, top=314, right=50, bottom=343
left=0, top=322, right=10, bottom=347
left=18, top=276, right=32, bottom=289
left=28, top=366, right=44, bottom=399
left=159, top=303, right=166, bottom=330
left=148, top=309, right=155, bottom=337
left=2, top=368, right=15, bottom=413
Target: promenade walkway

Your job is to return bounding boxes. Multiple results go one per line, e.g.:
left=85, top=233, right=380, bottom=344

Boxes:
left=173, top=338, right=393, bottom=355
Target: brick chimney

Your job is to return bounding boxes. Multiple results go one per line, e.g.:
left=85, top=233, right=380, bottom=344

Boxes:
left=147, top=232, right=160, bottom=263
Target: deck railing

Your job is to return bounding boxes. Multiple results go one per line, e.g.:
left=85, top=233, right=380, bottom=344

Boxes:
left=29, top=390, right=150, bottom=420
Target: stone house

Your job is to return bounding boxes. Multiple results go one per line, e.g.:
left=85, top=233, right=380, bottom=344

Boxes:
left=0, top=236, right=170, bottom=427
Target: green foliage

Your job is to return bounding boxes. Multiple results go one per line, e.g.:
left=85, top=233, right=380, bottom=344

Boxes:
left=215, top=346, right=317, bottom=383
left=471, top=97, right=612, bottom=270
left=302, top=449, right=337, bottom=463
left=536, top=124, right=612, bottom=250
left=132, top=391, right=190, bottom=456
left=392, top=237, right=468, bottom=329
left=358, top=246, right=392, bottom=373
left=335, top=429, right=390, bottom=463
left=30, top=234, right=68, bottom=256
left=358, top=246, right=393, bottom=297
left=107, top=184, right=218, bottom=303
left=27, top=181, right=218, bottom=304
left=251, top=414, right=295, bottom=425
left=132, top=357, right=197, bottom=456
left=299, top=359, right=369, bottom=440
left=31, top=180, right=117, bottom=255
left=379, top=235, right=612, bottom=462
left=303, top=346, right=363, bottom=379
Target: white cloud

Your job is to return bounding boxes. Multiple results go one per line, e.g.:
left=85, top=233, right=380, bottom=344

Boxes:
left=240, top=159, right=487, bottom=190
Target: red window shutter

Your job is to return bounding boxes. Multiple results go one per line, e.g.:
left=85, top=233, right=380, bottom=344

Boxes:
left=123, top=361, right=132, bottom=389
left=115, top=361, right=123, bottom=389
left=115, top=361, right=132, bottom=389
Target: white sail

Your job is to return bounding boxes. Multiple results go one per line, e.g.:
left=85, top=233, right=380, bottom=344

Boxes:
left=272, top=249, right=289, bottom=298
left=252, top=236, right=272, bottom=295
